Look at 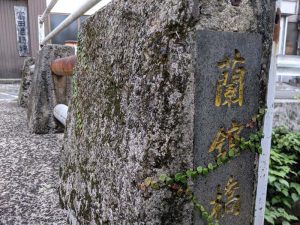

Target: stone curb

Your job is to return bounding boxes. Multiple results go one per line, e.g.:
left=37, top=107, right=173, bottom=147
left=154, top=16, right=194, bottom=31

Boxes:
left=0, top=79, right=21, bottom=84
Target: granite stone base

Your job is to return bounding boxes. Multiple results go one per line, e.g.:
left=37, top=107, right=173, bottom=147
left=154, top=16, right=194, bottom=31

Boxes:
left=27, top=44, right=74, bottom=134
left=18, top=57, right=35, bottom=108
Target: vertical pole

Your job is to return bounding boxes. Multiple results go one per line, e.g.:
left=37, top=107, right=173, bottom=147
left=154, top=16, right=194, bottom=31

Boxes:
left=297, top=0, right=300, bottom=55
left=278, top=16, right=288, bottom=82
left=38, top=15, right=45, bottom=49
left=253, top=8, right=281, bottom=225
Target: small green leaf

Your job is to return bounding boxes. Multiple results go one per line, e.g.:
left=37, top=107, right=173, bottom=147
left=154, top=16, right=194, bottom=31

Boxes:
left=200, top=205, right=205, bottom=212
left=150, top=182, right=159, bottom=190
left=166, top=177, right=174, bottom=185
left=195, top=203, right=201, bottom=209
left=217, top=157, right=222, bottom=165
left=181, top=175, right=187, bottom=184
left=207, top=216, right=213, bottom=223
left=202, top=168, right=209, bottom=176
left=249, top=144, right=256, bottom=152
left=208, top=163, right=214, bottom=171
left=175, top=173, right=183, bottom=182
left=144, top=177, right=152, bottom=186
left=197, top=166, right=203, bottom=174
left=268, top=175, right=276, bottom=183
left=202, top=212, right=209, bottom=220
left=228, top=149, right=235, bottom=157
left=186, top=169, right=194, bottom=178
left=221, top=155, right=228, bottom=162
left=159, top=174, right=167, bottom=182
left=279, top=178, right=289, bottom=188
left=257, top=146, right=263, bottom=154
left=282, top=198, right=292, bottom=209
left=271, top=196, right=280, bottom=205
left=191, top=171, right=198, bottom=178
left=175, top=173, right=187, bottom=184
left=291, top=193, right=299, bottom=202
left=282, top=189, right=289, bottom=197
left=291, top=183, right=300, bottom=195
left=264, top=213, right=275, bottom=225
left=240, top=142, right=246, bottom=150
left=282, top=221, right=290, bottom=225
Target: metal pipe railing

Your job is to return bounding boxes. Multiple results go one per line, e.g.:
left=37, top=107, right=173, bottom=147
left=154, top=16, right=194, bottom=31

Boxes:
left=41, top=0, right=102, bottom=45
left=38, top=0, right=60, bottom=46
left=39, top=0, right=59, bottom=23
left=276, top=55, right=300, bottom=76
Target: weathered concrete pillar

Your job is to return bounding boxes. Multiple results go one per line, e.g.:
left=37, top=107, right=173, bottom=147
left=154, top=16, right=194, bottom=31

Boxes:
left=18, top=57, right=35, bottom=108
left=59, top=1, right=275, bottom=224
left=27, top=44, right=74, bottom=134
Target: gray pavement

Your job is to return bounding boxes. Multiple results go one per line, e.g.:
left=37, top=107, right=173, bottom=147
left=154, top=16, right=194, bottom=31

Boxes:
left=0, top=84, right=19, bottom=101
left=0, top=84, right=67, bottom=225
left=276, top=83, right=300, bottom=99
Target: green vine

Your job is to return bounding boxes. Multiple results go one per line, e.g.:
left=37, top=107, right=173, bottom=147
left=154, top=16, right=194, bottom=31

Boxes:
left=139, top=113, right=265, bottom=225
left=265, top=127, right=300, bottom=225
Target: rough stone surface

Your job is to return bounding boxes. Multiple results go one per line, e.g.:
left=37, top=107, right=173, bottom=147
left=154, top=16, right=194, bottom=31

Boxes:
left=27, top=44, right=74, bottom=134
left=59, top=1, right=275, bottom=224
left=194, top=31, right=262, bottom=225
left=0, top=98, right=66, bottom=225
left=18, top=57, right=35, bottom=108
left=273, top=100, right=300, bottom=131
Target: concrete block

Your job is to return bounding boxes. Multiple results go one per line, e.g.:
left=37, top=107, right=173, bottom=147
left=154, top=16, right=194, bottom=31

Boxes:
left=27, top=44, right=74, bottom=134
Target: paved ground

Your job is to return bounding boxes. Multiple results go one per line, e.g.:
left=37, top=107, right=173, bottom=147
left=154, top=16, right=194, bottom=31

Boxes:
left=0, top=84, right=19, bottom=102
left=0, top=84, right=67, bottom=225
left=276, top=83, right=300, bottom=99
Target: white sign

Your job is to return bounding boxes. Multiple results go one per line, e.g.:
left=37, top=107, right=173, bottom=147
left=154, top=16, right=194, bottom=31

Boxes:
left=14, top=6, right=29, bottom=57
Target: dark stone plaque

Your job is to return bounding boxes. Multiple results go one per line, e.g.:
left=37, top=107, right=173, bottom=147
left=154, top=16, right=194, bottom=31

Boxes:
left=194, top=30, right=262, bottom=225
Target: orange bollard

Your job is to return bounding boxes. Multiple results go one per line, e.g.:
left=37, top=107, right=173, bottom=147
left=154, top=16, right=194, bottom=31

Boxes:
left=50, top=55, right=77, bottom=76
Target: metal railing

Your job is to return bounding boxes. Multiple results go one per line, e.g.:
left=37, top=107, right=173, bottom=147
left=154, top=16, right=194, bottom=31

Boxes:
left=40, top=0, right=59, bottom=23
left=277, top=55, right=300, bottom=76
left=38, top=0, right=58, bottom=46
left=38, top=0, right=110, bottom=47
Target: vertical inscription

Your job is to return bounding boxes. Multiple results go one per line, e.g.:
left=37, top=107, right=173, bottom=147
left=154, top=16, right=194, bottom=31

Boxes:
left=208, top=50, right=245, bottom=223
left=14, top=6, right=29, bottom=57
left=195, top=30, right=262, bottom=225
left=208, top=122, right=244, bottom=161
left=215, top=49, right=245, bottom=107
left=210, top=176, right=240, bottom=220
